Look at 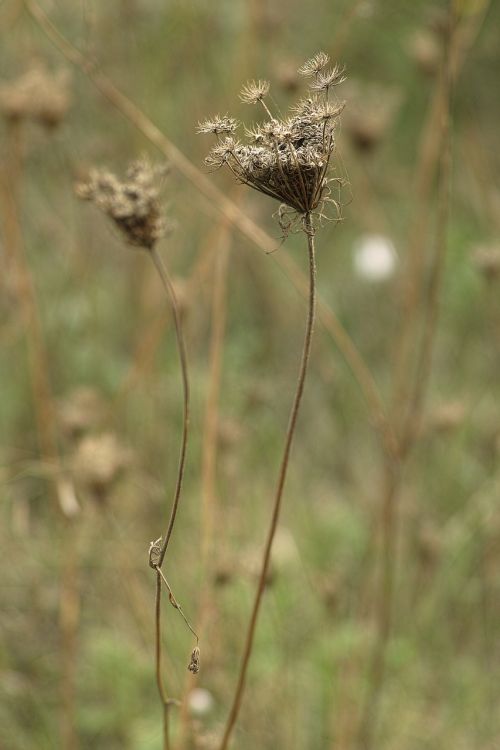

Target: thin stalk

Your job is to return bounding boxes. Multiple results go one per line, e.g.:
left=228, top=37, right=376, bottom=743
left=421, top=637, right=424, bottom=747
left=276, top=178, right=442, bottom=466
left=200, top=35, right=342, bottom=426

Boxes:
left=355, top=457, right=401, bottom=750
left=148, top=245, right=191, bottom=750
left=155, top=572, right=171, bottom=750
left=175, top=224, right=232, bottom=750
left=1, top=117, right=80, bottom=750
left=218, top=212, right=317, bottom=750
left=0, top=120, right=71, bottom=514
left=149, top=247, right=190, bottom=568
left=356, top=8, right=455, bottom=747
left=199, top=238, right=230, bottom=572
left=59, top=520, right=80, bottom=750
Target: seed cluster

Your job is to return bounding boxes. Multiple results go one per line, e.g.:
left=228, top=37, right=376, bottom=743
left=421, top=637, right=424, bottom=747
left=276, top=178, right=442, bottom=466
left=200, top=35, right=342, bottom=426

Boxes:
left=198, top=52, right=345, bottom=220
left=76, top=159, right=169, bottom=250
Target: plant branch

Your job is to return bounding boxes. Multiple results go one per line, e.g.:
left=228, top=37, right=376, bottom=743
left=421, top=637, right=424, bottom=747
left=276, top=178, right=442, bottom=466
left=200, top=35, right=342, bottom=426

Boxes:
left=218, top=212, right=317, bottom=750
left=155, top=572, right=171, bottom=750
left=149, top=247, right=190, bottom=568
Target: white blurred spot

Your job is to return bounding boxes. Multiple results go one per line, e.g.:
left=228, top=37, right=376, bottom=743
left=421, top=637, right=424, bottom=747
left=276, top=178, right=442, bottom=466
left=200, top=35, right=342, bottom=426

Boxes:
left=188, top=688, right=215, bottom=717
left=353, top=234, right=397, bottom=282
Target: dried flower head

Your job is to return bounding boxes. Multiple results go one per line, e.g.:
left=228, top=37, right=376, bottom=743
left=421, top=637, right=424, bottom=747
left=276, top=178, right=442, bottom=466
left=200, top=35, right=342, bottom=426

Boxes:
left=0, top=64, right=71, bottom=128
left=196, top=115, right=239, bottom=135
left=239, top=79, right=271, bottom=104
left=199, top=54, right=346, bottom=229
left=309, top=64, right=347, bottom=92
left=76, top=159, right=169, bottom=250
left=298, top=51, right=330, bottom=77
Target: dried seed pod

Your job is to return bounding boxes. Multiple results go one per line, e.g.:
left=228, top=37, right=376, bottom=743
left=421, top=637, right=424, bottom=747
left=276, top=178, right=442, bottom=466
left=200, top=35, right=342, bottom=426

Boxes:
left=76, top=159, right=170, bottom=250
left=198, top=53, right=346, bottom=227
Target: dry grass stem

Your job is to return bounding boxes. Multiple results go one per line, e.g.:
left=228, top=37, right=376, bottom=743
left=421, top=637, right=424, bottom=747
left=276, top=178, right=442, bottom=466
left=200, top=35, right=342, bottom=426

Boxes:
left=0, top=104, right=80, bottom=750
left=356, top=7, right=459, bottom=747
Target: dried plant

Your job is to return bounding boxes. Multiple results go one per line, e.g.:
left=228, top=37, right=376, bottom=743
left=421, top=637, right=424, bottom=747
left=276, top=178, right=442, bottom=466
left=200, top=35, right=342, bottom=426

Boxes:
left=77, top=158, right=196, bottom=749
left=76, top=159, right=171, bottom=249
left=198, top=52, right=345, bottom=238
left=198, top=52, right=346, bottom=750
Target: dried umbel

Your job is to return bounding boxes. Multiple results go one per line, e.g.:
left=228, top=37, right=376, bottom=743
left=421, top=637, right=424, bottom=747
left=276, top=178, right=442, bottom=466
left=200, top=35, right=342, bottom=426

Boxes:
left=76, top=159, right=170, bottom=250
left=198, top=52, right=345, bottom=232
left=0, top=64, right=71, bottom=128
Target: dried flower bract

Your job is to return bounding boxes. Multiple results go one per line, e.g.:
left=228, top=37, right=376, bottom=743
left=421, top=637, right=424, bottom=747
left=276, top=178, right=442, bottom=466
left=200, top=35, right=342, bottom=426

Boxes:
left=76, top=159, right=169, bottom=250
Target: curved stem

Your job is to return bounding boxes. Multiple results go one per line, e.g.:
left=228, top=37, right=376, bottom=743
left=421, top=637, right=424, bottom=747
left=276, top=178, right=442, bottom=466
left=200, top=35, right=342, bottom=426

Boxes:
left=218, top=212, right=317, bottom=750
left=149, top=246, right=190, bottom=750
left=149, top=247, right=190, bottom=568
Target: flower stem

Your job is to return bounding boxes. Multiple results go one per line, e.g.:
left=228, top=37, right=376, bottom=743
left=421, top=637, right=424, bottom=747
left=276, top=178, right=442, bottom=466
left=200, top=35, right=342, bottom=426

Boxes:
left=149, top=246, right=191, bottom=750
left=218, top=211, right=317, bottom=750
left=155, top=572, right=171, bottom=750
left=149, top=246, right=190, bottom=568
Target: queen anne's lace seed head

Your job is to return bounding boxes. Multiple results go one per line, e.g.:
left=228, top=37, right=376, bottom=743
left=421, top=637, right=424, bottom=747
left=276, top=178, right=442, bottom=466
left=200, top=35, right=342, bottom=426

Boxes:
left=199, top=53, right=346, bottom=222
left=196, top=115, right=239, bottom=135
left=76, top=159, right=169, bottom=250
left=297, top=52, right=330, bottom=77
left=309, top=64, right=347, bottom=92
left=239, top=79, right=271, bottom=104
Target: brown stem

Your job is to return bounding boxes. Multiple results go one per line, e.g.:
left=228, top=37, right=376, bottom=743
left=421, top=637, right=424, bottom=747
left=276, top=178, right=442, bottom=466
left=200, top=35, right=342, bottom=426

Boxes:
left=218, top=212, right=317, bottom=750
left=399, top=66, right=453, bottom=455
left=1, top=116, right=80, bottom=750
left=149, top=247, right=190, bottom=568
left=0, top=120, right=79, bottom=516
left=59, top=519, right=81, bottom=750
left=148, top=246, right=191, bottom=750
left=356, top=8, right=456, bottom=747
left=355, top=458, right=401, bottom=750
left=155, top=572, right=171, bottom=750
left=390, top=0, right=489, bottom=435
left=200, top=238, right=230, bottom=575
left=175, top=224, right=232, bottom=750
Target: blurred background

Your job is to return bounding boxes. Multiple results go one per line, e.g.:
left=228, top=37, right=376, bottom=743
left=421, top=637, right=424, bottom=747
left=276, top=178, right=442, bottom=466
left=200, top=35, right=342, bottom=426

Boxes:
left=1, top=0, right=499, bottom=748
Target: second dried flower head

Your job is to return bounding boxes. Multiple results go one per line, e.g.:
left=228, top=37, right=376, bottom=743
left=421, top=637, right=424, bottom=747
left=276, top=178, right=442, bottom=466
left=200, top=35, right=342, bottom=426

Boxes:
left=76, top=159, right=170, bottom=250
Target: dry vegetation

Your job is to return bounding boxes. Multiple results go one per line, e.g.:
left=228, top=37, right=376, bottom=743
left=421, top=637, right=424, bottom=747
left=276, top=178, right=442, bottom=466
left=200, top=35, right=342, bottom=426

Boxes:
left=1, top=1, right=499, bottom=750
